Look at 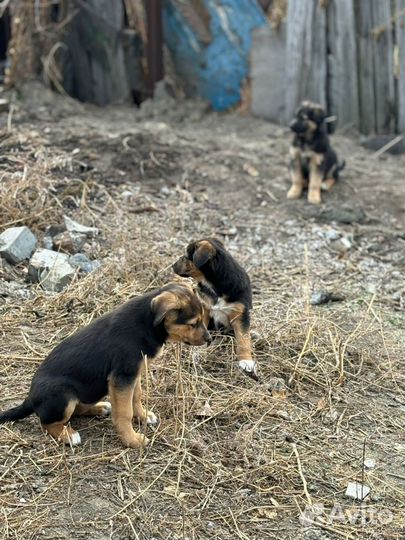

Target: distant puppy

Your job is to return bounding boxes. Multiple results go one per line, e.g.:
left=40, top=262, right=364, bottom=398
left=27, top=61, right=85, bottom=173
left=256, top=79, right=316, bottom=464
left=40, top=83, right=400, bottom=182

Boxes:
left=173, top=238, right=256, bottom=378
left=0, top=282, right=211, bottom=448
left=287, top=101, right=345, bottom=204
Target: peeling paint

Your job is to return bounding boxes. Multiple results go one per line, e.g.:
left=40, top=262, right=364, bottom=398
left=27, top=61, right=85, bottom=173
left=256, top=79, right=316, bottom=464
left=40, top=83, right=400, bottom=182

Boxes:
left=163, top=0, right=267, bottom=110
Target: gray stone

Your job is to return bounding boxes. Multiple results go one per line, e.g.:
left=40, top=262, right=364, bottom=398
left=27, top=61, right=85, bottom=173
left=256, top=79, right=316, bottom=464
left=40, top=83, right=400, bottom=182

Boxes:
left=310, top=290, right=344, bottom=305
left=63, top=215, right=99, bottom=237
left=69, top=253, right=101, bottom=274
left=345, top=481, right=370, bottom=500
left=53, top=231, right=87, bottom=254
left=0, top=226, right=37, bottom=264
left=28, top=248, right=76, bottom=292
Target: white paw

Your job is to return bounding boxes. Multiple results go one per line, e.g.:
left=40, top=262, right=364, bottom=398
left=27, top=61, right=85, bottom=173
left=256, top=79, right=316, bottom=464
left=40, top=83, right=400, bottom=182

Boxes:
left=100, top=402, right=112, bottom=416
left=68, top=432, right=82, bottom=446
left=146, top=411, right=158, bottom=425
left=238, top=359, right=258, bottom=379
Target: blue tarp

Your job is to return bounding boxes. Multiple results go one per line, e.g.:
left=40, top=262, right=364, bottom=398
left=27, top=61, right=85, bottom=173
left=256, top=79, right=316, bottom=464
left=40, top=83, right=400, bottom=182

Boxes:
left=163, top=0, right=267, bottom=110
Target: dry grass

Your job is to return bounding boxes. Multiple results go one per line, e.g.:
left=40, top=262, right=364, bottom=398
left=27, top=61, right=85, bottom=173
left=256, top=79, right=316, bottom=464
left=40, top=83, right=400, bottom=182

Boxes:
left=0, top=96, right=404, bottom=540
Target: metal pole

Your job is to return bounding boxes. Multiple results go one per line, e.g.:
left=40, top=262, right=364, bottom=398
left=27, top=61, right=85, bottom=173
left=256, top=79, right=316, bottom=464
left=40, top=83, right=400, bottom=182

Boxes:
left=146, top=0, right=164, bottom=96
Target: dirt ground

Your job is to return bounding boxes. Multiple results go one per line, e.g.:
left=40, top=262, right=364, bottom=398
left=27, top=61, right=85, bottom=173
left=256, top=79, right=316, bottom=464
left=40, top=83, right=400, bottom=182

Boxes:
left=0, top=83, right=404, bottom=540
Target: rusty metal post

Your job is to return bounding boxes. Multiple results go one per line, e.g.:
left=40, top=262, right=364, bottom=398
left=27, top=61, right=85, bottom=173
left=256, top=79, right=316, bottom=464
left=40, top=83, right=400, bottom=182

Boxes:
left=146, top=0, right=164, bottom=96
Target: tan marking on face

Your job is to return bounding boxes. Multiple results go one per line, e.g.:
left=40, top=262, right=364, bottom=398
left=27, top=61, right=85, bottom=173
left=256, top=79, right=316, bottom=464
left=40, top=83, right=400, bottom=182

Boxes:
left=173, top=256, right=206, bottom=281
left=109, top=380, right=149, bottom=448
left=41, top=398, right=79, bottom=444
left=164, top=312, right=210, bottom=346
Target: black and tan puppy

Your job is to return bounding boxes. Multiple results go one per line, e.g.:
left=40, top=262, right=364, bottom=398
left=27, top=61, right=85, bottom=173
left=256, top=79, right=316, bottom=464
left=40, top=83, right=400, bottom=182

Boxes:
left=173, top=238, right=256, bottom=378
left=0, top=282, right=211, bottom=448
left=287, top=101, right=345, bottom=204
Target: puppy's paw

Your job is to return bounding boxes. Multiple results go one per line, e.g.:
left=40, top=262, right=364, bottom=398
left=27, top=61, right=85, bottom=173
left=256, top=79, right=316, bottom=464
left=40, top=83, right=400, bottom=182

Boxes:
left=146, top=410, right=158, bottom=425
left=97, top=402, right=112, bottom=416
left=238, top=359, right=258, bottom=380
left=287, top=186, right=302, bottom=199
left=61, top=429, right=81, bottom=446
left=308, top=190, right=322, bottom=204
left=134, top=408, right=158, bottom=425
left=122, top=432, right=150, bottom=449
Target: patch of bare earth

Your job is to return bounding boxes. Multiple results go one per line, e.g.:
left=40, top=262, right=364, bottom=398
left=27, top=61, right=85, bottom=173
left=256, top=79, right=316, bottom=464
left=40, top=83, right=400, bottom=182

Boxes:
left=0, top=83, right=404, bottom=539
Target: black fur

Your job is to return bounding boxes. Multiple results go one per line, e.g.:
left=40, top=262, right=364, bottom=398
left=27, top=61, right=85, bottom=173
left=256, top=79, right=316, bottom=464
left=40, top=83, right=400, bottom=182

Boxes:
left=0, top=285, right=206, bottom=427
left=289, top=102, right=345, bottom=183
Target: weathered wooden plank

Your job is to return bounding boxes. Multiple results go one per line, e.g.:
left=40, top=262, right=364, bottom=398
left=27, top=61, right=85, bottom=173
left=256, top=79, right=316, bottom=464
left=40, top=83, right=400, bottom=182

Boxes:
left=396, top=0, right=405, bottom=134
left=327, top=0, right=359, bottom=129
left=64, top=0, right=129, bottom=106
left=355, top=1, right=376, bottom=134
left=250, top=24, right=286, bottom=123
left=285, top=0, right=327, bottom=120
left=372, top=0, right=395, bottom=133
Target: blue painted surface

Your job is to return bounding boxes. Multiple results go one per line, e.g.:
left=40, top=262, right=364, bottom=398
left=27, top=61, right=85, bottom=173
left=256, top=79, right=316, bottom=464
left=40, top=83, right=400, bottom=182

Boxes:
left=163, top=0, right=266, bottom=110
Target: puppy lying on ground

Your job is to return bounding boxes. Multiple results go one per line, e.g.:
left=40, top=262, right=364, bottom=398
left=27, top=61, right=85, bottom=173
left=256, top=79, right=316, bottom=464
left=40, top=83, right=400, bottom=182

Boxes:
left=173, top=238, right=257, bottom=379
left=0, top=282, right=211, bottom=448
left=287, top=100, right=345, bottom=204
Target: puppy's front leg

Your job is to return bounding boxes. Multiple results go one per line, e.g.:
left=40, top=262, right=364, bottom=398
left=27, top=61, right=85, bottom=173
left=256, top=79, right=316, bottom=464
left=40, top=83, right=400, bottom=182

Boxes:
left=229, top=305, right=257, bottom=379
left=132, top=362, right=157, bottom=426
left=308, top=152, right=324, bottom=204
left=109, top=378, right=149, bottom=448
left=287, top=146, right=304, bottom=199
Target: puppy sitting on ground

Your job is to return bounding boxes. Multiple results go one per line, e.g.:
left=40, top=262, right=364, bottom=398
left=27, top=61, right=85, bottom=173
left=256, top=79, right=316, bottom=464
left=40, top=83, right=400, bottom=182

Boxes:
left=287, top=101, right=345, bottom=204
left=0, top=282, right=211, bottom=448
left=173, top=238, right=257, bottom=379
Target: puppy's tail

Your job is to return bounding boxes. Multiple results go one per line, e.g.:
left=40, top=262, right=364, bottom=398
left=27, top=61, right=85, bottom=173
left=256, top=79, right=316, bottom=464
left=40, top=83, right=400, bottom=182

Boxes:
left=0, top=399, right=33, bottom=423
left=337, top=159, right=346, bottom=173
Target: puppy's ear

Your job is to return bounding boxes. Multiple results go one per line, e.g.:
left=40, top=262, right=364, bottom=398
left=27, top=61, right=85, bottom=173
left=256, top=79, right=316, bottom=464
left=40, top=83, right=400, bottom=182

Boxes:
left=151, top=291, right=178, bottom=326
left=193, top=241, right=215, bottom=268
left=311, top=107, right=326, bottom=125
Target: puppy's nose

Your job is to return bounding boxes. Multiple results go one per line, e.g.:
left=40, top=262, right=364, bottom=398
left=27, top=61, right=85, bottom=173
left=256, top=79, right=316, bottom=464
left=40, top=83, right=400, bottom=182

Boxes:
left=289, top=119, right=298, bottom=130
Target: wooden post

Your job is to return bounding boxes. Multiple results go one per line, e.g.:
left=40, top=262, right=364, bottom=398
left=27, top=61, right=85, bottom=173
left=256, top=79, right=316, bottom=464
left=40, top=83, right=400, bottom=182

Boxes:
left=285, top=0, right=327, bottom=120
left=396, top=0, right=405, bottom=134
left=327, top=0, right=359, bottom=129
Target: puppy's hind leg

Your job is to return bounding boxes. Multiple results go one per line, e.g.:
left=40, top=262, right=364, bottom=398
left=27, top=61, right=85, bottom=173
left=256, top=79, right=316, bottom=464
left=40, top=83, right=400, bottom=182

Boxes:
left=39, top=394, right=81, bottom=445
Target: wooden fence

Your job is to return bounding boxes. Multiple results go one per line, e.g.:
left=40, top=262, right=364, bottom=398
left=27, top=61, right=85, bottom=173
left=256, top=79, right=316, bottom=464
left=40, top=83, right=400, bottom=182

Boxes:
left=252, top=0, right=405, bottom=135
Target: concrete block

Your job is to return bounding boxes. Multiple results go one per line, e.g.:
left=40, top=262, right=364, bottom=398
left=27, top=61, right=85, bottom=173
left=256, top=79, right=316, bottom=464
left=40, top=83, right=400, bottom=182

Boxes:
left=345, top=482, right=370, bottom=501
left=29, top=248, right=76, bottom=292
left=0, top=226, right=37, bottom=264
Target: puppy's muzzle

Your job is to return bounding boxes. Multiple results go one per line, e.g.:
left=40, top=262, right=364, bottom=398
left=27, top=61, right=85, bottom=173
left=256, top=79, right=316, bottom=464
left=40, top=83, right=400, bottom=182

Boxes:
left=289, top=118, right=307, bottom=134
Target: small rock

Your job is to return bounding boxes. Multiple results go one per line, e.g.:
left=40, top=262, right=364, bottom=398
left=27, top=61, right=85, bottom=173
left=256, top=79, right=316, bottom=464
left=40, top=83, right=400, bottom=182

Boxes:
left=68, top=254, right=101, bottom=274
left=319, top=205, right=366, bottom=224
left=330, top=237, right=352, bottom=254
left=0, top=226, right=37, bottom=264
left=195, top=401, right=214, bottom=418
left=345, top=481, right=370, bottom=500
left=324, top=229, right=340, bottom=241
left=266, top=377, right=287, bottom=394
left=28, top=249, right=76, bottom=292
left=42, top=235, right=54, bottom=250
left=310, top=290, right=344, bottom=305
left=63, top=215, right=98, bottom=237
left=364, top=458, right=376, bottom=470
left=53, top=231, right=86, bottom=254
